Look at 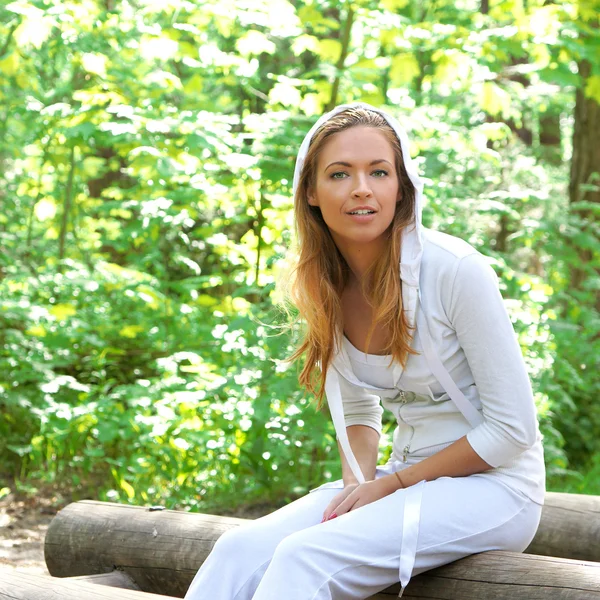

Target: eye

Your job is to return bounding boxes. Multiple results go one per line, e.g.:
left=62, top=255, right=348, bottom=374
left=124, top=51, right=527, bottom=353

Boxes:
left=372, top=169, right=388, bottom=177
left=330, top=171, right=347, bottom=179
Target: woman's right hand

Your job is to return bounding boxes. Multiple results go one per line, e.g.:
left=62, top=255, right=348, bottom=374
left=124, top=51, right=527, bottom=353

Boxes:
left=321, top=483, right=360, bottom=522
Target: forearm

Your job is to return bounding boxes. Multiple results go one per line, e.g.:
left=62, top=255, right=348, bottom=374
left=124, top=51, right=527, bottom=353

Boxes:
left=383, top=435, right=493, bottom=492
left=338, top=424, right=379, bottom=486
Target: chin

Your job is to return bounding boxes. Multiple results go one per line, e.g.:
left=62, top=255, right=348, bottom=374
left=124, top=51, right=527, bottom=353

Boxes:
left=335, top=230, right=390, bottom=245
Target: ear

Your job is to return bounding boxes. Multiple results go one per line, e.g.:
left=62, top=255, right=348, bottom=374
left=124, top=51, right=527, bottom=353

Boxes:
left=307, top=189, right=319, bottom=207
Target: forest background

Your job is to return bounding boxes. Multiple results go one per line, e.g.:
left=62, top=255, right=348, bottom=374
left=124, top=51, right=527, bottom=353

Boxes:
left=0, top=0, right=598, bottom=515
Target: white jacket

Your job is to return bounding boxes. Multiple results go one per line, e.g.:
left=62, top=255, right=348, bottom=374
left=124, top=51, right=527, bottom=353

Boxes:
left=328, top=227, right=545, bottom=505
left=292, top=101, right=544, bottom=499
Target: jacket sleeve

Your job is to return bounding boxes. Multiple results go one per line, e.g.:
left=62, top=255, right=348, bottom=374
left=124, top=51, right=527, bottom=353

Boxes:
left=446, top=251, right=539, bottom=468
left=337, top=373, right=384, bottom=438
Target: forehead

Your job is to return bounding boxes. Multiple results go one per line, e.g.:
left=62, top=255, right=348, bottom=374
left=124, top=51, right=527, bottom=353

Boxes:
left=318, top=126, right=395, bottom=164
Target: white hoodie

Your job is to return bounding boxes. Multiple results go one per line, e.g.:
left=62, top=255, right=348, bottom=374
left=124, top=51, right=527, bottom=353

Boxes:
left=292, top=102, right=545, bottom=596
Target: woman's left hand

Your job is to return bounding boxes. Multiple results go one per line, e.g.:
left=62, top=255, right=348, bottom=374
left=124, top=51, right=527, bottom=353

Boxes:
left=330, top=476, right=398, bottom=518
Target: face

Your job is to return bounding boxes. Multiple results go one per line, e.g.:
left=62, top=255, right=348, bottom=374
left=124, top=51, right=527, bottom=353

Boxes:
left=307, top=126, right=400, bottom=252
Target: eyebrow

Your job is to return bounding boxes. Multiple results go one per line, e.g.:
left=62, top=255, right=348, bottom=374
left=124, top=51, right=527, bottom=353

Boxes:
left=324, top=159, right=393, bottom=171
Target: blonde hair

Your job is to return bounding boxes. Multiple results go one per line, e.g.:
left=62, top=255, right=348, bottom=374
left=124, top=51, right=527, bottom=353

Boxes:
left=276, top=106, right=418, bottom=408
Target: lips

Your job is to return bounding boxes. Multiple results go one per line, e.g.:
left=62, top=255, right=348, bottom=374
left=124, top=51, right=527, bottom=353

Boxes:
left=346, top=206, right=377, bottom=214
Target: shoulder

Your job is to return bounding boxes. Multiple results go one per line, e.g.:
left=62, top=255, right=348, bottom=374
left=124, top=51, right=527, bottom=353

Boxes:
left=420, top=228, right=498, bottom=291
left=422, top=227, right=479, bottom=262
left=421, top=228, right=479, bottom=279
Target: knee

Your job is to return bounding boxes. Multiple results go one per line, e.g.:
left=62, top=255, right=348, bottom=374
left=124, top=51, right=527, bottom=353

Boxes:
left=270, top=529, right=316, bottom=567
left=211, top=523, right=257, bottom=557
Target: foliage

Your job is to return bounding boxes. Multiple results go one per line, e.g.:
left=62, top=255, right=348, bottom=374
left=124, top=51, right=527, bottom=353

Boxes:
left=0, top=0, right=598, bottom=508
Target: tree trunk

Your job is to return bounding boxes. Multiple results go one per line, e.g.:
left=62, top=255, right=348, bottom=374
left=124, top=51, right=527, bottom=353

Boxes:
left=325, top=4, right=354, bottom=111
left=568, top=53, right=600, bottom=307
left=57, top=145, right=76, bottom=270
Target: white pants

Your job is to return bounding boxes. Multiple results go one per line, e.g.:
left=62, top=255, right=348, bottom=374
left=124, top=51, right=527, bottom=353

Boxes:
left=184, top=461, right=543, bottom=600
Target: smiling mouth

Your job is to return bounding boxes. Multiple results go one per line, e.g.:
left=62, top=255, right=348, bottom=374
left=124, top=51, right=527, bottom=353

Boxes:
left=347, top=210, right=376, bottom=215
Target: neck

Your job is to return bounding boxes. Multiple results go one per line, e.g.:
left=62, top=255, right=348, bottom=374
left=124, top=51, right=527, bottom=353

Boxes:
left=333, top=235, right=387, bottom=289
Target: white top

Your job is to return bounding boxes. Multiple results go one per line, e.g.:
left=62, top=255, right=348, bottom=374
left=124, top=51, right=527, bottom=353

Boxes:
left=334, top=229, right=546, bottom=507
left=342, top=335, right=396, bottom=387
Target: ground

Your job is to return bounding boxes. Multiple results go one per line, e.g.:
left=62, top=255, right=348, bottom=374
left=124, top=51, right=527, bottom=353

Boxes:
left=0, top=488, right=56, bottom=576
left=0, top=484, right=275, bottom=576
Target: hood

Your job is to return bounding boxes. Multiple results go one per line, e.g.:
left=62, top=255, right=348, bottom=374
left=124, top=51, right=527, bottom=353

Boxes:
left=292, top=101, right=425, bottom=326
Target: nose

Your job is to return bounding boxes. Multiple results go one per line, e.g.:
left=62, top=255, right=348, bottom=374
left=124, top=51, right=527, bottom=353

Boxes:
left=352, top=173, right=373, bottom=198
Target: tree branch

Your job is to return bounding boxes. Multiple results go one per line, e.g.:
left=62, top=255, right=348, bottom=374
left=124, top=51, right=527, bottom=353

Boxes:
left=326, top=4, right=354, bottom=111
left=58, top=145, right=77, bottom=271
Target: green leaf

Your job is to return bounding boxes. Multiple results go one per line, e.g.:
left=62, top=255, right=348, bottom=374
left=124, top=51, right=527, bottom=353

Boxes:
left=120, top=478, right=135, bottom=500
left=478, top=81, right=511, bottom=118
left=49, top=304, right=77, bottom=320
left=382, top=0, right=409, bottom=10
left=0, top=52, right=20, bottom=76
left=236, top=31, right=276, bottom=56
left=317, top=39, right=342, bottom=62
left=14, top=15, right=56, bottom=49
left=269, top=81, right=302, bottom=107
left=291, top=35, right=320, bottom=56
left=34, top=198, right=57, bottom=221
left=585, top=75, right=600, bottom=104
left=389, top=53, right=420, bottom=85
left=119, top=325, right=145, bottom=338
left=81, top=53, right=108, bottom=77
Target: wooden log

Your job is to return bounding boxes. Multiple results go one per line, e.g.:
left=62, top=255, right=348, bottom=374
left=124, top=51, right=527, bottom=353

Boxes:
left=0, top=569, right=177, bottom=600
left=3, top=554, right=600, bottom=600
left=372, top=551, right=600, bottom=599
left=44, top=500, right=245, bottom=598
left=67, top=571, right=140, bottom=589
left=44, top=494, right=600, bottom=599
left=525, top=491, right=600, bottom=561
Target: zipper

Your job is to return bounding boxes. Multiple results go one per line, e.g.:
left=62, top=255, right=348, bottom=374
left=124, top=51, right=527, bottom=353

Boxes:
left=397, top=390, right=415, bottom=463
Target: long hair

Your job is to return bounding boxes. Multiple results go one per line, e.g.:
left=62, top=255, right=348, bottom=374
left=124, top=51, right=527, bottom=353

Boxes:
left=276, top=106, right=419, bottom=409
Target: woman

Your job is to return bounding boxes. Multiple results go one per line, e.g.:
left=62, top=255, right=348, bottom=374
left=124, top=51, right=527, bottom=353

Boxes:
left=184, top=102, right=546, bottom=600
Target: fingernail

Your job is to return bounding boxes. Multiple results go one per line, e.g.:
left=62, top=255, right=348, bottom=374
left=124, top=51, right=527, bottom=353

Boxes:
left=328, top=512, right=337, bottom=520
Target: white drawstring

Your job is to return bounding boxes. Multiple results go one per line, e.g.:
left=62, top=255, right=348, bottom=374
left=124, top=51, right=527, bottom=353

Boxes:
left=397, top=478, right=426, bottom=596
left=324, top=366, right=366, bottom=485
left=416, top=290, right=484, bottom=428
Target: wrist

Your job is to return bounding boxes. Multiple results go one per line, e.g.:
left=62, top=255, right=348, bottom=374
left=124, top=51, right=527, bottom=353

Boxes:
left=392, top=470, right=407, bottom=491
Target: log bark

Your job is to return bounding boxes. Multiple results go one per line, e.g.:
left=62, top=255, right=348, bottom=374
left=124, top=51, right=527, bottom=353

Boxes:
left=3, top=554, right=600, bottom=600
left=44, top=501, right=245, bottom=598
left=373, top=551, right=600, bottom=599
left=43, top=494, right=600, bottom=598
left=525, top=491, right=600, bottom=561
left=0, top=570, right=177, bottom=600
left=67, top=571, right=140, bottom=589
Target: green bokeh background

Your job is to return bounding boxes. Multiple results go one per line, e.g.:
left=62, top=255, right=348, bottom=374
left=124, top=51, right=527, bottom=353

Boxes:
left=0, top=0, right=598, bottom=512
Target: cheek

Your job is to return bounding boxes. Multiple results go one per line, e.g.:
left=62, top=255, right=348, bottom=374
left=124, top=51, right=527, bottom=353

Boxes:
left=319, top=186, right=346, bottom=207
left=382, top=181, right=399, bottom=201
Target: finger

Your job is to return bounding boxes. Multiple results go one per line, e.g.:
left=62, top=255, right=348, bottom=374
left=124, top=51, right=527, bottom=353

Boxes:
left=323, top=491, right=350, bottom=521
left=323, top=501, right=343, bottom=521
left=349, top=498, right=362, bottom=511
left=338, top=493, right=363, bottom=516
left=327, top=501, right=341, bottom=517
left=333, top=496, right=354, bottom=517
